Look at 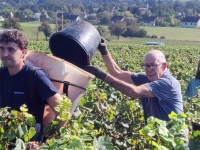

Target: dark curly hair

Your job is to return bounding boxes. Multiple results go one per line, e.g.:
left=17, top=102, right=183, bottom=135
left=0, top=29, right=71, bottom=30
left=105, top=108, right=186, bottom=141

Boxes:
left=195, top=60, right=200, bottom=79
left=0, top=30, right=28, bottom=50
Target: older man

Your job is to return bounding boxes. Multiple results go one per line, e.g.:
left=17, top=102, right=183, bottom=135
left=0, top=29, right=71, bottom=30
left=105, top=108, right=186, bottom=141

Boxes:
left=84, top=38, right=189, bottom=148
left=85, top=39, right=183, bottom=122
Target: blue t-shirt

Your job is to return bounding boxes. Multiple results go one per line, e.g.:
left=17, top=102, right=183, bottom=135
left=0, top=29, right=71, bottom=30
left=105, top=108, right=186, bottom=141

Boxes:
left=131, top=69, right=183, bottom=121
left=0, top=64, right=58, bottom=122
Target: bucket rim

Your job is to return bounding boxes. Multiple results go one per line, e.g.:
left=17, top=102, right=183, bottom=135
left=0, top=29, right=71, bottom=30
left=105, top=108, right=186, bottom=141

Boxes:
left=50, top=32, right=89, bottom=54
left=49, top=32, right=91, bottom=65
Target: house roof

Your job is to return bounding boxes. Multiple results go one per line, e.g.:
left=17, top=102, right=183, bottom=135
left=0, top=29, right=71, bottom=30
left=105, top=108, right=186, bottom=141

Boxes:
left=32, top=13, right=50, bottom=19
left=0, top=16, right=5, bottom=20
left=33, top=13, right=41, bottom=19
left=63, top=15, right=80, bottom=20
left=125, top=16, right=137, bottom=21
left=157, top=17, right=166, bottom=21
left=79, top=14, right=87, bottom=20
left=140, top=8, right=148, bottom=11
left=110, top=16, right=124, bottom=21
left=181, top=16, right=200, bottom=22
left=142, top=16, right=157, bottom=22
left=0, top=2, right=7, bottom=5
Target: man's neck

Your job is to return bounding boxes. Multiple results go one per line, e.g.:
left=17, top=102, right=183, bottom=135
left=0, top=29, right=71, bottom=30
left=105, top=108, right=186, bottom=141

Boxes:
left=8, top=62, right=25, bottom=76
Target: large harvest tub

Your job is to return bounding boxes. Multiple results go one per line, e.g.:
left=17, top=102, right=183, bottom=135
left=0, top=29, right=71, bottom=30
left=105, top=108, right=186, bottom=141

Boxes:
left=24, top=50, right=94, bottom=127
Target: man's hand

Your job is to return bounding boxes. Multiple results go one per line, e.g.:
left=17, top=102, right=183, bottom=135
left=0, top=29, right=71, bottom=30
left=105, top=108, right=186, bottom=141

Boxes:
left=26, top=142, right=42, bottom=150
left=84, top=65, right=107, bottom=81
left=98, top=37, right=108, bottom=55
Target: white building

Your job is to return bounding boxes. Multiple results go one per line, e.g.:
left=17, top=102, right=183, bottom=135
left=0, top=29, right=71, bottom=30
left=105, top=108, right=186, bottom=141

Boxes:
left=0, top=16, right=5, bottom=21
left=32, top=13, right=50, bottom=21
left=181, top=16, right=200, bottom=28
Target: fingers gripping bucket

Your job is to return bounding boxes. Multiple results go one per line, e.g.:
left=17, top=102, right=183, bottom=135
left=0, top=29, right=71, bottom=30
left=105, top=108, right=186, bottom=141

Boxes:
left=24, top=51, right=94, bottom=127
left=49, top=20, right=101, bottom=68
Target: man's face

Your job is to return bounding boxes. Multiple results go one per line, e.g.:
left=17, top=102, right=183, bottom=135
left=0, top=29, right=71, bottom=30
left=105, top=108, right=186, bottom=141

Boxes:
left=144, top=55, right=165, bottom=82
left=0, top=42, right=26, bottom=68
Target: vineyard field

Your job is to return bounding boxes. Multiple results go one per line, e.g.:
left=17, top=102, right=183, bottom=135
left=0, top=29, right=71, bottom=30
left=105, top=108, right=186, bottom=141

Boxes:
left=0, top=39, right=200, bottom=149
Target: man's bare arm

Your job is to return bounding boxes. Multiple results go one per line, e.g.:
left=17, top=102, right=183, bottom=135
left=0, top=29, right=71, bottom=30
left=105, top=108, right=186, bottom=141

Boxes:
left=105, top=74, right=155, bottom=98
left=46, top=93, right=67, bottom=127
left=102, top=54, right=134, bottom=84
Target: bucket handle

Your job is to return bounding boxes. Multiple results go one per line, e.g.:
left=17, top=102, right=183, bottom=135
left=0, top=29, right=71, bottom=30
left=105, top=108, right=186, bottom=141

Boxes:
left=50, top=78, right=86, bottom=90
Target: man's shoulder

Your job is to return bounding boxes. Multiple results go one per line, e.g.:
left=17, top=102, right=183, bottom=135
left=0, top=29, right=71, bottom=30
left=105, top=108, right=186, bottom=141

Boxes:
left=0, top=66, right=7, bottom=75
left=131, top=72, right=147, bottom=79
left=131, top=72, right=148, bottom=85
left=0, top=66, right=6, bottom=71
left=25, top=64, right=41, bottom=71
left=24, top=64, right=45, bottom=76
left=157, top=74, right=181, bottom=90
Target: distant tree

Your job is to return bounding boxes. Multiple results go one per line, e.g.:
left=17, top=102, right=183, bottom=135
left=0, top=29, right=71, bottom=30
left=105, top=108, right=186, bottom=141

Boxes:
left=40, top=11, right=48, bottom=22
left=184, top=8, right=194, bottom=16
left=99, top=11, right=112, bottom=24
left=38, top=21, right=52, bottom=41
left=48, top=11, right=55, bottom=19
left=123, top=25, right=138, bottom=37
left=30, top=5, right=39, bottom=13
left=173, top=1, right=184, bottom=12
left=149, top=0, right=158, bottom=7
left=2, top=17, right=21, bottom=30
left=132, top=7, right=141, bottom=16
left=186, top=1, right=198, bottom=9
left=56, top=19, right=68, bottom=31
left=109, top=21, right=126, bottom=40
left=97, top=26, right=108, bottom=37
left=15, top=9, right=33, bottom=22
left=70, top=8, right=82, bottom=15
left=135, top=29, right=147, bottom=37
left=123, top=11, right=133, bottom=17
left=124, top=18, right=138, bottom=27
left=166, top=14, right=175, bottom=26
left=14, top=10, right=24, bottom=21
left=119, top=3, right=128, bottom=12
left=23, top=9, right=33, bottom=18
left=62, top=4, right=69, bottom=13
left=87, top=15, right=97, bottom=21
left=113, top=11, right=123, bottom=16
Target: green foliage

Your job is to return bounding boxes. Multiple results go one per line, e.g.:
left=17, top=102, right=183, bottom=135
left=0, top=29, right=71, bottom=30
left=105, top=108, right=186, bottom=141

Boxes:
left=2, top=41, right=200, bottom=149
left=138, top=112, right=188, bottom=150
left=97, top=26, right=108, bottom=37
left=2, top=17, right=21, bottom=30
left=99, top=11, right=112, bottom=25
left=0, top=105, right=36, bottom=149
left=109, top=21, right=127, bottom=40
left=151, top=35, right=158, bottom=38
left=40, top=95, right=115, bottom=149
left=38, top=21, right=52, bottom=40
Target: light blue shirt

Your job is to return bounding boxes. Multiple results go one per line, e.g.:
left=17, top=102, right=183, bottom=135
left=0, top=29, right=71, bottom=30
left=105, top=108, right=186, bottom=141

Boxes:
left=184, top=78, right=200, bottom=98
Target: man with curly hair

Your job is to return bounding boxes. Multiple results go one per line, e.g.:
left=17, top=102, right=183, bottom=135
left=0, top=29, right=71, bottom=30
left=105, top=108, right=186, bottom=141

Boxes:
left=0, top=30, right=66, bottom=143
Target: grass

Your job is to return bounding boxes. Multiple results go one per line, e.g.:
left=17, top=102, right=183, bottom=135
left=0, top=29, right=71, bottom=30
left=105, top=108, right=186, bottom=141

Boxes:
left=109, top=37, right=200, bottom=47
left=141, top=26, right=200, bottom=41
left=96, top=25, right=200, bottom=42
left=1, top=22, right=200, bottom=46
left=20, top=22, right=56, bottom=41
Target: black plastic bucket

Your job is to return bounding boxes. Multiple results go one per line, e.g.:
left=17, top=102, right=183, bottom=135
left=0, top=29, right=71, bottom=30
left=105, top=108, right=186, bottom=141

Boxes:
left=49, top=20, right=101, bottom=68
